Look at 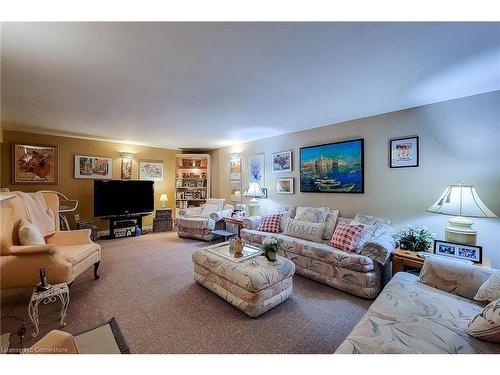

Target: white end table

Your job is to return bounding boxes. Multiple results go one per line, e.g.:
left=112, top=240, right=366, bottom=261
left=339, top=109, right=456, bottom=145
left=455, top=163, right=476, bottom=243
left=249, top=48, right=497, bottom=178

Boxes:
left=28, top=283, right=70, bottom=337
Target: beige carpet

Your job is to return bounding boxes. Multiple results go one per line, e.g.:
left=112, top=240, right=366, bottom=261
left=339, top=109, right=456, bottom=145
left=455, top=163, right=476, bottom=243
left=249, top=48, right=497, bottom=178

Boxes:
left=0, top=232, right=372, bottom=353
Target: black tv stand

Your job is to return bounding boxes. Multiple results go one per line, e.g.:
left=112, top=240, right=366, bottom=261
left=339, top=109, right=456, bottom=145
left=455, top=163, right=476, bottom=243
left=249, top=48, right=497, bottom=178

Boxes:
left=101, top=214, right=149, bottom=239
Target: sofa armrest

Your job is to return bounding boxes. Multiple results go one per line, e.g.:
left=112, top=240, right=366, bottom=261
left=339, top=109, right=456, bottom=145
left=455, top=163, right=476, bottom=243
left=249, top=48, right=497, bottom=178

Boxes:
left=178, top=207, right=203, bottom=217
left=210, top=209, right=233, bottom=222
left=26, top=330, right=79, bottom=354
left=45, top=229, right=92, bottom=245
left=419, top=256, right=496, bottom=300
left=243, top=216, right=262, bottom=230
left=360, top=233, right=396, bottom=265
left=8, top=244, right=58, bottom=255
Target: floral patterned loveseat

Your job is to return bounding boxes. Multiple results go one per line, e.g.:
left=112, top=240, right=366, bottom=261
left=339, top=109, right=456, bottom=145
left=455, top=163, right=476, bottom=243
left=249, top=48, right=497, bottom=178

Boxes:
left=336, top=257, right=500, bottom=353
left=240, top=207, right=396, bottom=299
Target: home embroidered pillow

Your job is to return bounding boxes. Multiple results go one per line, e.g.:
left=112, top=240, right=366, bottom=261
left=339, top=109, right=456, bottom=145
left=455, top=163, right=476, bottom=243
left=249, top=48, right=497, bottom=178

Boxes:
left=330, top=222, right=364, bottom=252
left=258, top=214, right=283, bottom=233
left=474, top=270, right=500, bottom=302
left=18, top=219, right=45, bottom=245
left=466, top=297, right=500, bottom=343
left=283, top=219, right=325, bottom=242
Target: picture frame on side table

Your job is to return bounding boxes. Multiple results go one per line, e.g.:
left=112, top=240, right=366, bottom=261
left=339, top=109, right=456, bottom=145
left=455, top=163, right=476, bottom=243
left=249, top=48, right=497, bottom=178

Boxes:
left=272, top=150, right=292, bottom=173
left=12, top=143, right=59, bottom=184
left=74, top=155, right=112, bottom=179
left=276, top=177, right=294, bottom=194
left=389, top=136, right=419, bottom=168
left=433, top=240, right=482, bottom=264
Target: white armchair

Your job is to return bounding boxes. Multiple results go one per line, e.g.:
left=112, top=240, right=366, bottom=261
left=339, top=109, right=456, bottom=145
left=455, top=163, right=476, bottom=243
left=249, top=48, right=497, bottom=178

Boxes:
left=176, top=202, right=234, bottom=241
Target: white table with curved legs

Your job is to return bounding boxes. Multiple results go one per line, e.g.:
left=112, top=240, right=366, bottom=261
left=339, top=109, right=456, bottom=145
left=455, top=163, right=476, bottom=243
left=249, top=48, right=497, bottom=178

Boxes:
left=28, top=283, right=70, bottom=337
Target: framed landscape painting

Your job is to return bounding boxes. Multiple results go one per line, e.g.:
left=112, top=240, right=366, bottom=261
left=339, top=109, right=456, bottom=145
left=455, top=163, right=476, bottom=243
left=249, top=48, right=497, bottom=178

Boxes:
left=75, top=155, right=113, bottom=179
left=300, top=139, right=364, bottom=193
left=12, top=143, right=58, bottom=184
left=139, top=161, right=163, bottom=181
left=276, top=177, right=294, bottom=194
left=272, top=150, right=292, bottom=173
left=248, top=153, right=265, bottom=186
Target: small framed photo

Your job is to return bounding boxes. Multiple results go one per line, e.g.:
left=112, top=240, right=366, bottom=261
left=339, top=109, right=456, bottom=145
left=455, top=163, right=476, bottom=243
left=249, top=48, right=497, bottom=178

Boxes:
left=272, top=150, right=292, bottom=173
left=390, top=136, right=419, bottom=168
left=433, top=240, right=482, bottom=264
left=276, top=177, right=294, bottom=194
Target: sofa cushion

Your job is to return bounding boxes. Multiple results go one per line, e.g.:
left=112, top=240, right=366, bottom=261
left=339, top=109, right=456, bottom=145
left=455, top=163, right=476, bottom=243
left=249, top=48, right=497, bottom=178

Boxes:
left=322, top=209, right=340, bottom=240
left=283, top=219, right=325, bottom=242
left=354, top=212, right=392, bottom=237
left=474, top=270, right=500, bottom=302
left=350, top=220, right=376, bottom=253
left=295, top=207, right=329, bottom=223
left=257, top=214, right=283, bottom=233
left=241, top=229, right=376, bottom=272
left=330, top=222, right=364, bottom=252
left=59, top=243, right=100, bottom=265
left=467, top=298, right=500, bottom=343
left=18, top=219, right=45, bottom=245
left=336, top=272, right=500, bottom=353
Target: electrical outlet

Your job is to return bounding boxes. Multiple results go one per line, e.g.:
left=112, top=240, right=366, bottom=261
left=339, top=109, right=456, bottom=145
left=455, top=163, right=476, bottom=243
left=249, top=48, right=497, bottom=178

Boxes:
left=74, top=214, right=80, bottom=222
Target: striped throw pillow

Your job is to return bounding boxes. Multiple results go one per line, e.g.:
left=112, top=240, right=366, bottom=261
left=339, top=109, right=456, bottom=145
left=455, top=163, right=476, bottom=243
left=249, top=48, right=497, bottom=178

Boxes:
left=330, top=222, right=364, bottom=252
left=258, top=214, right=283, bottom=233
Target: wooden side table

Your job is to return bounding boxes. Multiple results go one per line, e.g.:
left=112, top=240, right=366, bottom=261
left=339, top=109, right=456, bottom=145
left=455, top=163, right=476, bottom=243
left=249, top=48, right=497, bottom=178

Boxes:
left=223, top=217, right=245, bottom=238
left=392, top=247, right=491, bottom=276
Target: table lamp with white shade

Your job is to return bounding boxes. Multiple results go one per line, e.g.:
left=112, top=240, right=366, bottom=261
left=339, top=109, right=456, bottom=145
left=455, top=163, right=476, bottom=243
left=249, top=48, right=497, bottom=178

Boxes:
left=159, top=194, right=168, bottom=209
left=243, top=182, right=266, bottom=217
left=426, top=182, right=496, bottom=245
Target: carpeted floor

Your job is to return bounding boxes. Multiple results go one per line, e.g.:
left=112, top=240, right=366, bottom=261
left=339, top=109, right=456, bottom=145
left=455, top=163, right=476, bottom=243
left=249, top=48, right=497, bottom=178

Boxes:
left=0, top=232, right=372, bottom=353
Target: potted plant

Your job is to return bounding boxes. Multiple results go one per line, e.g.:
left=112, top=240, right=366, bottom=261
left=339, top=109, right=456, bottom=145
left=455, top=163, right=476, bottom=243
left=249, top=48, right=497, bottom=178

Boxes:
left=261, top=237, right=282, bottom=261
left=394, top=225, right=436, bottom=252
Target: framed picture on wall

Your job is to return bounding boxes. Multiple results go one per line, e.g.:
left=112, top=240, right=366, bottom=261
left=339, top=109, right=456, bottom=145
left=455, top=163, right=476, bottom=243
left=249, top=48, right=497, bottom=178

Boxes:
left=121, top=159, right=132, bottom=180
left=12, top=143, right=59, bottom=184
left=389, top=136, right=419, bottom=168
left=248, top=153, right=265, bottom=186
left=230, top=153, right=241, bottom=180
left=74, top=155, right=113, bottom=179
left=230, top=180, right=242, bottom=202
left=300, top=139, right=364, bottom=193
left=272, top=150, right=292, bottom=173
left=276, top=177, right=294, bottom=194
left=139, top=161, right=163, bottom=181
left=433, top=240, right=482, bottom=264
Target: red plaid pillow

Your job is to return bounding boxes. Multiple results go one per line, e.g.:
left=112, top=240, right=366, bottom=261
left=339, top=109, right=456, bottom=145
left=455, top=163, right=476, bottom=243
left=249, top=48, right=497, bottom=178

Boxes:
left=330, top=222, right=364, bottom=252
left=258, top=214, right=283, bottom=233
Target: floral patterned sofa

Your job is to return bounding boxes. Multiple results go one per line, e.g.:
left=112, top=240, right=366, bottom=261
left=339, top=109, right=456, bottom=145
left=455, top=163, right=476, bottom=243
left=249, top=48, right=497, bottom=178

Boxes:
left=240, top=207, right=396, bottom=299
left=336, top=257, right=500, bottom=353
left=176, top=199, right=234, bottom=241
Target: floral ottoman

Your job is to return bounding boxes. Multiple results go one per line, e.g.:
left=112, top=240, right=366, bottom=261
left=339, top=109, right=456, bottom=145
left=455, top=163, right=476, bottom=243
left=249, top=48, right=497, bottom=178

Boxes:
left=192, top=246, right=295, bottom=317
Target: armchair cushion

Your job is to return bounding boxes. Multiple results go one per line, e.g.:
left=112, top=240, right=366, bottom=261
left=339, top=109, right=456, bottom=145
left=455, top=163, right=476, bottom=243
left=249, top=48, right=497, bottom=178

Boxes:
left=205, top=198, right=225, bottom=210
left=474, top=270, right=500, bottom=302
left=9, top=244, right=57, bottom=255
left=178, top=206, right=203, bottom=217
left=59, top=243, right=100, bottom=266
left=45, top=229, right=92, bottom=246
left=200, top=204, right=221, bottom=217
left=419, top=257, right=496, bottom=300
left=18, top=219, right=45, bottom=245
left=243, top=216, right=262, bottom=230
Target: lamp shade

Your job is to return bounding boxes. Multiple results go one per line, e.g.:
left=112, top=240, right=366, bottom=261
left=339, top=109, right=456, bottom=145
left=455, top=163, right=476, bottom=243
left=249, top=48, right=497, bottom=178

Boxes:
left=243, top=182, right=266, bottom=198
left=427, top=183, right=496, bottom=218
left=159, top=194, right=168, bottom=202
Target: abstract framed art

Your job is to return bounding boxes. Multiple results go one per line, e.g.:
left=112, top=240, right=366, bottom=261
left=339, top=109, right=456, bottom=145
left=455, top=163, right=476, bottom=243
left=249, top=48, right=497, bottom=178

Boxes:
left=139, top=161, right=163, bottom=181
left=300, top=139, right=364, bottom=193
left=272, top=150, right=292, bottom=173
left=248, top=153, right=265, bottom=186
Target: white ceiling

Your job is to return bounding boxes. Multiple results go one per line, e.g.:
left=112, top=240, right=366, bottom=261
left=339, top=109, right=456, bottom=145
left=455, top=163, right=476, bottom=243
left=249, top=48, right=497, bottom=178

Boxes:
left=1, top=22, right=499, bottom=149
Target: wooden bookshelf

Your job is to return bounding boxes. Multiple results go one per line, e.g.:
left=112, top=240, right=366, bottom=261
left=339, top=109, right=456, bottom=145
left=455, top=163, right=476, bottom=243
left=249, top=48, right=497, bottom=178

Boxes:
left=175, top=154, right=211, bottom=217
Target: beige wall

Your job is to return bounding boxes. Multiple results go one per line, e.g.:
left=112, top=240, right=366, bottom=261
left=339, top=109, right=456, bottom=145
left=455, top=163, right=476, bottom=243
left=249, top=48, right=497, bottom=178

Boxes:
left=210, top=91, right=500, bottom=267
left=1, top=129, right=178, bottom=231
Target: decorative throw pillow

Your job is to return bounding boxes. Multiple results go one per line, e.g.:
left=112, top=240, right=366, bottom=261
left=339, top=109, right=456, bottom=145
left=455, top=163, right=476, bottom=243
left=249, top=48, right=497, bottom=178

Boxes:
left=350, top=220, right=376, bottom=253
left=354, top=213, right=392, bottom=237
left=258, top=214, right=283, bottom=233
left=322, top=209, right=340, bottom=240
left=295, top=207, right=329, bottom=224
left=205, top=198, right=225, bottom=211
left=201, top=204, right=221, bottom=217
left=474, top=270, right=500, bottom=302
left=283, top=219, right=325, bottom=242
left=18, top=219, right=45, bottom=245
left=466, top=297, right=500, bottom=343
left=330, top=222, right=364, bottom=252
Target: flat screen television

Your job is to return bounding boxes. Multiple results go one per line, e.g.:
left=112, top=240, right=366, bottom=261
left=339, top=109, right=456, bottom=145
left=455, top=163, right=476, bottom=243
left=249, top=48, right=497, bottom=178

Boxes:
left=94, top=180, right=154, bottom=217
